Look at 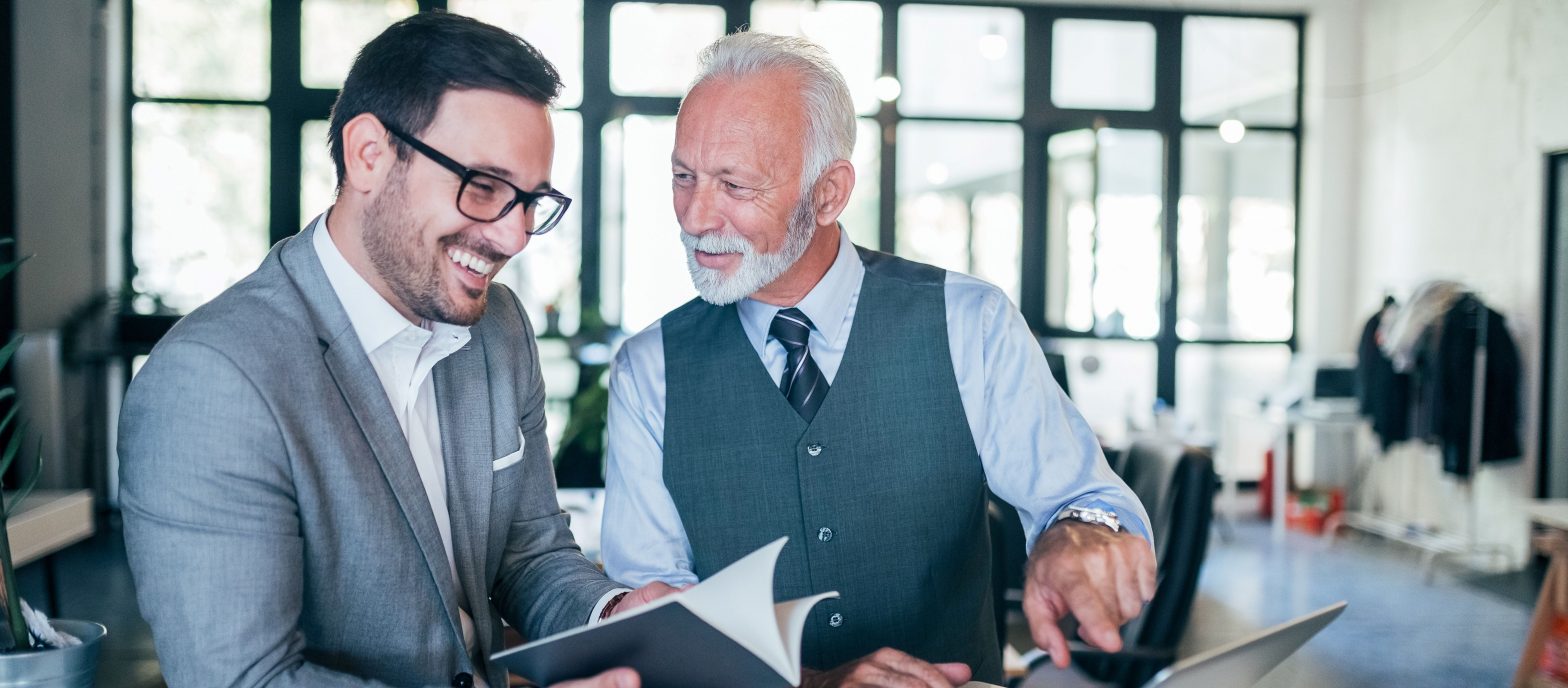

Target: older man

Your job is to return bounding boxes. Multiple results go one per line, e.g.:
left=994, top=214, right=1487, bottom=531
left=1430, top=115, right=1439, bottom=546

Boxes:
left=601, top=32, right=1156, bottom=688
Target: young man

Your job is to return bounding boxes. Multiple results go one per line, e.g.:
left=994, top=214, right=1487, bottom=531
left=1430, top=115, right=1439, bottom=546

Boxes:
left=121, top=13, right=664, bottom=687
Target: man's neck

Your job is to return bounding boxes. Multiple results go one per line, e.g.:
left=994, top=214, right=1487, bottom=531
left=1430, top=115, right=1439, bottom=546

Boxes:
left=749, top=223, right=841, bottom=307
left=323, top=203, right=422, bottom=326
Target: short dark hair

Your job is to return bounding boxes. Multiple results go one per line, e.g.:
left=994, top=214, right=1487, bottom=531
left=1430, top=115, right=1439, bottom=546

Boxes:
left=326, top=10, right=562, bottom=190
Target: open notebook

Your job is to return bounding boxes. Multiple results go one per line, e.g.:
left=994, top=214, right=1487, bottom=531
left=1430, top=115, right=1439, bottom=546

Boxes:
left=492, top=537, right=836, bottom=687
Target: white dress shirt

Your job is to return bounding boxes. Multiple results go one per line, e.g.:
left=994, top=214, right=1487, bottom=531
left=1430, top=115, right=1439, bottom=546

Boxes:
left=313, top=217, right=622, bottom=669
left=602, top=227, right=1152, bottom=588
left=312, top=218, right=485, bottom=667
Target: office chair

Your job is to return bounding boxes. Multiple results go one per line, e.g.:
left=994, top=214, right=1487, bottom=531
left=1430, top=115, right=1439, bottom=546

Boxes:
left=1071, top=437, right=1217, bottom=687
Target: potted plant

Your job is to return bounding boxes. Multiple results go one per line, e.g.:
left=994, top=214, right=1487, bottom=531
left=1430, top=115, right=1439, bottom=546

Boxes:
left=0, top=239, right=106, bottom=686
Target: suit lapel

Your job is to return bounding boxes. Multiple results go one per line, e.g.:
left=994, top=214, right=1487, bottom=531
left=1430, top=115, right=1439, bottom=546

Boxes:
left=282, top=221, right=467, bottom=649
left=434, top=327, right=495, bottom=656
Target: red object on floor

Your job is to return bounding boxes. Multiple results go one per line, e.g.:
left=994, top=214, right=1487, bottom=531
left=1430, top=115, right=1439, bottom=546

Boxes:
left=1260, top=447, right=1276, bottom=519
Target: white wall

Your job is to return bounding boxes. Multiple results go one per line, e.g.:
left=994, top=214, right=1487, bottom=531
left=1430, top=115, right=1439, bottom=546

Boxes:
left=1353, top=0, right=1568, bottom=565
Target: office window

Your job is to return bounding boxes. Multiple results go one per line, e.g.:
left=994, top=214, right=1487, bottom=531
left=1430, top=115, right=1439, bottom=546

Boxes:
left=131, top=104, right=269, bottom=313
left=301, top=0, right=418, bottom=89
left=1178, top=130, right=1297, bottom=342
left=898, top=5, right=1024, bottom=119
left=896, top=121, right=1022, bottom=301
left=132, top=0, right=268, bottom=100
left=1182, top=17, right=1299, bottom=127
left=124, top=1, right=1304, bottom=440
left=1044, top=128, right=1165, bottom=338
left=609, top=4, right=725, bottom=97
left=1051, top=19, right=1156, bottom=112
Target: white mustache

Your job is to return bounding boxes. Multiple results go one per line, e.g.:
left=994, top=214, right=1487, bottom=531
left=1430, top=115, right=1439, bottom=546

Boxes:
left=681, top=231, right=755, bottom=256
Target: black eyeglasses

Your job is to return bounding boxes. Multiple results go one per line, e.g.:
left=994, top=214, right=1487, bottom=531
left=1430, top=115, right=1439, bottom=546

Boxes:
left=384, top=123, right=571, bottom=236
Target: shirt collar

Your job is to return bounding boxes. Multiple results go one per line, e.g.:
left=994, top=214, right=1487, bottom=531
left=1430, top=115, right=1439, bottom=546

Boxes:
left=311, top=212, right=470, bottom=355
left=737, top=226, right=863, bottom=351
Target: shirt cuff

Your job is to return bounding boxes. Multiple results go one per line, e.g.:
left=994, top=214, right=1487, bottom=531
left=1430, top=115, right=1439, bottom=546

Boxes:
left=588, top=588, right=633, bottom=625
left=1047, top=498, right=1152, bottom=546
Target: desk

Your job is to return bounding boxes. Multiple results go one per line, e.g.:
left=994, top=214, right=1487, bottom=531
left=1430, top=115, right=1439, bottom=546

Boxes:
left=5, top=489, right=94, bottom=614
left=1524, top=500, right=1568, bottom=532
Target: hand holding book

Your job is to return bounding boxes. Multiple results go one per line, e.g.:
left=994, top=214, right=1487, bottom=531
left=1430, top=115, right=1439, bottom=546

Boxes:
left=494, top=538, right=837, bottom=688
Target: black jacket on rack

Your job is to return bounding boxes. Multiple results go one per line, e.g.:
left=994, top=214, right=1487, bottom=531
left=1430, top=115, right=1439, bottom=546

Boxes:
left=1423, top=293, right=1522, bottom=476
left=1355, top=302, right=1413, bottom=450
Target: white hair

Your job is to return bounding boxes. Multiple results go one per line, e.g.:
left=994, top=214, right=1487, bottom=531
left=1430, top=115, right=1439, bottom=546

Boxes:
left=689, top=31, right=857, bottom=196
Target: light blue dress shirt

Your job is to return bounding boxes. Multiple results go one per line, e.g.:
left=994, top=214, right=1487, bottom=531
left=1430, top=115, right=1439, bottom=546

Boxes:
left=602, top=228, right=1151, bottom=587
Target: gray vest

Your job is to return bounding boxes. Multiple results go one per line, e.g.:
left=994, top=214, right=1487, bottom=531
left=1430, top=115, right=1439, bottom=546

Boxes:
left=662, top=247, right=1002, bottom=682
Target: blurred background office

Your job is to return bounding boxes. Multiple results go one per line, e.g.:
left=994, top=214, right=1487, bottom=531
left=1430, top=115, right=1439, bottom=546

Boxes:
left=3, top=0, right=1566, bottom=686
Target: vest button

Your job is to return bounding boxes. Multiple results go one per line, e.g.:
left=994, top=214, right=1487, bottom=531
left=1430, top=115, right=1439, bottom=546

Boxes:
left=806, top=443, right=823, bottom=457
left=828, top=612, right=844, bottom=628
left=451, top=672, right=473, bottom=688
left=818, top=527, right=834, bottom=542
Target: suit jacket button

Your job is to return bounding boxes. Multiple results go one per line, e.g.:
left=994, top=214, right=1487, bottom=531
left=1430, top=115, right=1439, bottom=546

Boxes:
left=452, top=672, right=474, bottom=687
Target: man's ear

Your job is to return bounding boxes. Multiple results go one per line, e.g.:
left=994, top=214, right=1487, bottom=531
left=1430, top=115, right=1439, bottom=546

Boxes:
left=810, top=159, right=856, bottom=228
left=339, top=113, right=397, bottom=195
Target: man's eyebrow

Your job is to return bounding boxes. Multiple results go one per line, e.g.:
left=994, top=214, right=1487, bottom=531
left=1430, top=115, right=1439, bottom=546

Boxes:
left=475, top=164, right=514, bottom=181
left=473, top=165, right=551, bottom=191
left=670, top=157, right=749, bottom=177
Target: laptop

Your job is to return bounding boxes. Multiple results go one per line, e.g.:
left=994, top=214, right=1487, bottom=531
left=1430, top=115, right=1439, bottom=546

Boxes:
left=1016, top=601, right=1347, bottom=688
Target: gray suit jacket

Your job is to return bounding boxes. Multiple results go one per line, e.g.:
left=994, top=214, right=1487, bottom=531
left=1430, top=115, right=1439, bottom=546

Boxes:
left=119, top=224, right=620, bottom=687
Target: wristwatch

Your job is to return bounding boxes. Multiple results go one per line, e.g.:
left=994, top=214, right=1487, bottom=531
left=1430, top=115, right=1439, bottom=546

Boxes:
left=1058, top=506, right=1122, bottom=533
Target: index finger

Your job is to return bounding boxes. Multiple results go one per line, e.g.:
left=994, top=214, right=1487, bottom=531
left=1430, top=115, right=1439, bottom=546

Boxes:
left=1066, top=585, right=1124, bottom=652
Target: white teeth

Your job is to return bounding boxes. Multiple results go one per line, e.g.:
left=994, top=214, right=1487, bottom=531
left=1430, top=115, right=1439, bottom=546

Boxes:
left=446, top=248, right=493, bottom=276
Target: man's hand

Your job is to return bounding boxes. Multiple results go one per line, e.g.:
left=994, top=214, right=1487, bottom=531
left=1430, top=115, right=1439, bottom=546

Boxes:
left=550, top=668, right=639, bottom=688
left=605, top=581, right=684, bottom=618
left=1024, top=520, right=1156, bottom=668
left=800, top=647, right=971, bottom=688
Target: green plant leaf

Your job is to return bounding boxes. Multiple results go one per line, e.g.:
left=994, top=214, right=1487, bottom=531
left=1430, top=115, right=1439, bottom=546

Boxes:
left=0, top=336, right=22, bottom=373
left=0, top=419, right=28, bottom=479
left=0, top=401, right=19, bottom=449
left=5, top=439, right=44, bottom=518
left=0, top=255, right=32, bottom=284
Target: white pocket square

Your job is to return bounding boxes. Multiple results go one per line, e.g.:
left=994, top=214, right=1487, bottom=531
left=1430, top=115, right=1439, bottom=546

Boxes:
left=492, top=431, right=526, bottom=471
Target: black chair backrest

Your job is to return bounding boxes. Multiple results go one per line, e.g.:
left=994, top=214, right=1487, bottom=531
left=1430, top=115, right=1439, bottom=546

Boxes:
left=1120, top=437, right=1216, bottom=653
left=1075, top=435, right=1216, bottom=687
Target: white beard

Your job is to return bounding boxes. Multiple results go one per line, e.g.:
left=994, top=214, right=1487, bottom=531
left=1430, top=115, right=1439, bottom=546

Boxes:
left=682, top=198, right=816, bottom=305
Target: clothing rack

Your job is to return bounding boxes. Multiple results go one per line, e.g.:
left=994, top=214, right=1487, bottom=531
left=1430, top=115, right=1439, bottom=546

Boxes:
left=1336, top=292, right=1514, bottom=581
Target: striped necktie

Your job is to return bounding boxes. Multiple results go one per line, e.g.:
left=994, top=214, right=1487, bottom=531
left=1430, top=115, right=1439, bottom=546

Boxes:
left=769, top=308, right=827, bottom=422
